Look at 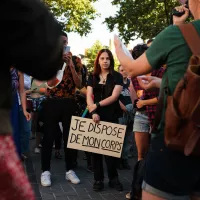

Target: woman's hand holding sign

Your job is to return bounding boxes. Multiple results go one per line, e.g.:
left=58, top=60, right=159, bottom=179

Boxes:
left=88, top=103, right=100, bottom=123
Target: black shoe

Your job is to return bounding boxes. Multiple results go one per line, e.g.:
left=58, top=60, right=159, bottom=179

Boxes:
left=55, top=151, right=62, bottom=159
left=109, top=178, right=123, bottom=191
left=93, top=181, right=104, bottom=191
left=122, top=159, right=131, bottom=170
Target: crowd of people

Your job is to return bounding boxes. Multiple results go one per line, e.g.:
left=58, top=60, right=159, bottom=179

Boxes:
left=1, top=0, right=200, bottom=200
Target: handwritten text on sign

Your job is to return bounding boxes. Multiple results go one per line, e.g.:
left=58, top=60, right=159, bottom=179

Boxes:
left=67, top=116, right=126, bottom=158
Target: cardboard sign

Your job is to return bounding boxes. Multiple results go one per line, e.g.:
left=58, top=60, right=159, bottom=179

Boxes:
left=67, top=116, right=126, bottom=158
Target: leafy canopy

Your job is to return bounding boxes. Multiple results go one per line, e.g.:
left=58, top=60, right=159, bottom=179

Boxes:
left=105, top=0, right=179, bottom=43
left=44, top=0, right=99, bottom=36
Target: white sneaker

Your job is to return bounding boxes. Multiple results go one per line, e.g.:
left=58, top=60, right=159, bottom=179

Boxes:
left=41, top=171, right=51, bottom=187
left=34, top=147, right=40, bottom=154
left=66, top=170, right=80, bottom=184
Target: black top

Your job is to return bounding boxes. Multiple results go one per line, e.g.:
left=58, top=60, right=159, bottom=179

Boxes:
left=87, top=71, right=123, bottom=122
left=119, top=79, right=132, bottom=106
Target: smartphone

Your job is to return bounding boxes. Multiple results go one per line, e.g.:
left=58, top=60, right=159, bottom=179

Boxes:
left=172, top=0, right=188, bottom=17
left=63, top=46, right=71, bottom=53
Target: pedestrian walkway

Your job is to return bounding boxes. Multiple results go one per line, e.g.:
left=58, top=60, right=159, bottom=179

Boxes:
left=25, top=143, right=136, bottom=200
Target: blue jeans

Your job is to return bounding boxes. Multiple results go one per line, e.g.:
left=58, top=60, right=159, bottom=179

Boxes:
left=119, top=104, right=135, bottom=160
left=11, top=93, right=21, bottom=156
left=19, top=106, right=31, bottom=154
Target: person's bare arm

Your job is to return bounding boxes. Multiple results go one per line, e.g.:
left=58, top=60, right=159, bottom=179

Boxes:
left=119, top=101, right=127, bottom=112
left=88, top=85, right=123, bottom=113
left=18, top=72, right=31, bottom=121
left=136, top=97, right=158, bottom=109
left=129, top=80, right=137, bottom=104
left=69, top=60, right=82, bottom=89
left=115, top=42, right=152, bottom=78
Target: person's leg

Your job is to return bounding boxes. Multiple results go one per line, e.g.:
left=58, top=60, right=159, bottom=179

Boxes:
left=61, top=99, right=77, bottom=171
left=142, top=190, right=166, bottom=200
left=118, top=116, right=130, bottom=169
left=54, top=123, right=62, bottom=159
left=86, top=152, right=93, bottom=172
left=105, top=156, right=118, bottom=180
left=61, top=99, right=80, bottom=184
left=92, top=153, right=104, bottom=191
left=41, top=99, right=59, bottom=172
left=105, top=155, right=123, bottom=191
left=11, top=93, right=21, bottom=157
left=19, top=105, right=31, bottom=156
left=133, top=112, right=150, bottom=161
left=92, top=153, right=104, bottom=181
left=134, top=132, right=149, bottom=161
left=31, top=112, right=37, bottom=139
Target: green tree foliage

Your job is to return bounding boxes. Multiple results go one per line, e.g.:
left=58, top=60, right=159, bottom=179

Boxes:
left=105, top=0, right=179, bottom=42
left=44, top=0, right=99, bottom=36
left=85, top=41, right=120, bottom=73
left=85, top=40, right=104, bottom=73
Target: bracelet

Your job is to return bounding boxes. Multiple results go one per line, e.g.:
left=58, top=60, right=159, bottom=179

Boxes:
left=95, top=102, right=101, bottom=109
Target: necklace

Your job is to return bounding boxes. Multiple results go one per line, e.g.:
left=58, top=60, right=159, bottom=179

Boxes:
left=100, top=74, right=107, bottom=84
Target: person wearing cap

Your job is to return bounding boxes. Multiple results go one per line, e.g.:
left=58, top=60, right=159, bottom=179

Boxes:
left=115, top=0, right=200, bottom=199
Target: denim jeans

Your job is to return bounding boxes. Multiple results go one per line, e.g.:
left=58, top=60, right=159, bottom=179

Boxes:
left=118, top=104, right=135, bottom=160
left=19, top=106, right=31, bottom=154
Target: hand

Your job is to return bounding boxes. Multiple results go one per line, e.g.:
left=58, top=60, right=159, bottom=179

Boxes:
left=137, top=76, right=161, bottom=91
left=63, top=52, right=72, bottom=65
left=23, top=110, right=31, bottom=121
left=114, top=34, right=122, bottom=52
left=88, top=104, right=97, bottom=113
left=136, top=100, right=145, bottom=109
left=25, top=90, right=32, bottom=94
left=92, top=114, right=100, bottom=124
left=173, top=5, right=189, bottom=25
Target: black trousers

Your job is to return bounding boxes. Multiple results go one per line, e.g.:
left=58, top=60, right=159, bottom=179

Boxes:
left=54, top=124, right=62, bottom=150
left=41, top=98, right=77, bottom=171
left=92, top=153, right=119, bottom=181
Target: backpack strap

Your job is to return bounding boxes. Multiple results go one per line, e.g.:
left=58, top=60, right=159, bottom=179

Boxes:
left=178, top=23, right=200, bottom=55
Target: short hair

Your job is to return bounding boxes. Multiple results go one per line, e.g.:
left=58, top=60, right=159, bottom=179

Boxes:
left=147, top=39, right=154, bottom=45
left=132, top=44, right=148, bottom=59
left=62, top=31, right=68, bottom=38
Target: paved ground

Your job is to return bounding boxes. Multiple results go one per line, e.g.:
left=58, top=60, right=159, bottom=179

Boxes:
left=25, top=143, right=136, bottom=200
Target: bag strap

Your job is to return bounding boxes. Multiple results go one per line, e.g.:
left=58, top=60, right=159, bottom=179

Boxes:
left=178, top=23, right=200, bottom=55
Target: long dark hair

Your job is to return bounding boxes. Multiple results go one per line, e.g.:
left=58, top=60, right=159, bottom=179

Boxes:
left=93, top=49, right=114, bottom=76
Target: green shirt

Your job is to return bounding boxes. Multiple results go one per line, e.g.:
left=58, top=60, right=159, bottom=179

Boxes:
left=146, top=20, right=200, bottom=135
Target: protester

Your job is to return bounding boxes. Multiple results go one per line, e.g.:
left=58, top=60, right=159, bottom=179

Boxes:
left=10, top=68, right=31, bottom=157
left=41, top=32, right=82, bottom=187
left=19, top=73, right=32, bottom=160
left=87, top=49, right=123, bottom=192
left=126, top=43, right=165, bottom=200
left=30, top=79, right=47, bottom=154
left=118, top=65, right=135, bottom=170
left=115, top=1, right=200, bottom=199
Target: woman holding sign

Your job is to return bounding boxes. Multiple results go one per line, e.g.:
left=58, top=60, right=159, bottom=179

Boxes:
left=87, top=49, right=124, bottom=192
